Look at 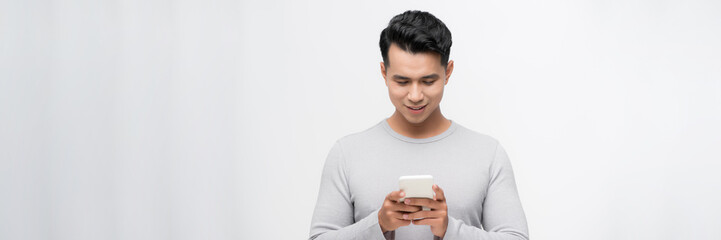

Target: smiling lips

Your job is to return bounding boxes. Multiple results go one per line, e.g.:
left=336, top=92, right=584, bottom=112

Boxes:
left=406, top=104, right=426, bottom=114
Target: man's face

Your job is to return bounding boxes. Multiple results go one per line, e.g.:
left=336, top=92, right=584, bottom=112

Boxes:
left=381, top=44, right=453, bottom=125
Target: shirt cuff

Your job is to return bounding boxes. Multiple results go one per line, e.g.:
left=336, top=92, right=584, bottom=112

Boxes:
left=355, top=209, right=387, bottom=240
left=440, top=217, right=462, bottom=240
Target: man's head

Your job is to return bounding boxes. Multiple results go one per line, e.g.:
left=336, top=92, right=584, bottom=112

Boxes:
left=380, top=10, right=454, bottom=125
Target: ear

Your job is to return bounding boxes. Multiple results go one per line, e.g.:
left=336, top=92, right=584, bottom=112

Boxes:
left=444, top=60, right=454, bottom=85
left=380, top=62, right=388, bottom=86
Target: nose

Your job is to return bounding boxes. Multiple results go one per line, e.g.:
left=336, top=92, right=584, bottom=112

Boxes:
left=407, top=83, right=424, bottom=103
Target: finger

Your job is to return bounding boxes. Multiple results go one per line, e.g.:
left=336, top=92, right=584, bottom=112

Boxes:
left=433, top=184, right=446, bottom=201
left=403, top=198, right=443, bottom=210
left=386, top=190, right=406, bottom=202
left=386, top=200, right=422, bottom=213
left=386, top=210, right=407, bottom=221
left=394, top=218, right=412, bottom=227
left=411, top=218, right=441, bottom=226
left=383, top=208, right=416, bottom=223
left=392, top=203, right=423, bottom=213
left=406, top=209, right=445, bottom=220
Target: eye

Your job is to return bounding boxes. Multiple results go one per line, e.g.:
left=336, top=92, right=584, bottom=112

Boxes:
left=396, top=81, right=409, bottom=85
left=423, top=80, right=436, bottom=85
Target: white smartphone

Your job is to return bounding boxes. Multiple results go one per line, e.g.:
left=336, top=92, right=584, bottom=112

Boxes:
left=398, top=175, right=434, bottom=211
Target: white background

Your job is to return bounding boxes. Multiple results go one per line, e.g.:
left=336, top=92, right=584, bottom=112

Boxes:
left=2, top=0, right=720, bottom=239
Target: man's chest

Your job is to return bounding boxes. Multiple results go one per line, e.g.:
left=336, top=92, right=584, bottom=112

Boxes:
left=346, top=152, right=491, bottom=222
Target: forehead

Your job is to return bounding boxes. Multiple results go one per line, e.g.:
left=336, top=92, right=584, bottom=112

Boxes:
left=386, top=44, right=443, bottom=76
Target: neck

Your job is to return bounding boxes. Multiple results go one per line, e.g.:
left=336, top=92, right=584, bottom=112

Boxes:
left=387, top=108, right=451, bottom=139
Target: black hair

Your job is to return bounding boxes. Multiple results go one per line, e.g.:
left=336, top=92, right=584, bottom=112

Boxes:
left=379, top=10, right=452, bottom=68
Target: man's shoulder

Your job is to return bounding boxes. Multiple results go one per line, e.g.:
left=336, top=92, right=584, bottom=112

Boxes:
left=335, top=120, right=386, bottom=146
left=451, top=122, right=501, bottom=147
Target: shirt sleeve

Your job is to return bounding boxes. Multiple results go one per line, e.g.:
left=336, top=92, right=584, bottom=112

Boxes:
left=442, top=142, right=530, bottom=240
left=309, top=141, right=387, bottom=240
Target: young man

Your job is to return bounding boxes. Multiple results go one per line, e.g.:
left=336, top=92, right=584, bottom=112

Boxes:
left=309, top=10, right=529, bottom=240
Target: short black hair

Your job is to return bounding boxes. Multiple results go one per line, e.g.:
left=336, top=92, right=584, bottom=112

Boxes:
left=379, top=10, right=452, bottom=68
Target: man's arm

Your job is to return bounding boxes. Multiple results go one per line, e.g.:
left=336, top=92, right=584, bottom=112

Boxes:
left=309, top=141, right=387, bottom=240
left=442, top=143, right=530, bottom=240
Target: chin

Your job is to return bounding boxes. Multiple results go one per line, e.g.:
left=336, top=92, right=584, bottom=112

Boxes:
left=401, top=113, right=429, bottom=125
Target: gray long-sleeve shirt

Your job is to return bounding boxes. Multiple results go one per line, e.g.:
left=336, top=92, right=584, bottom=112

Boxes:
left=309, top=119, right=529, bottom=240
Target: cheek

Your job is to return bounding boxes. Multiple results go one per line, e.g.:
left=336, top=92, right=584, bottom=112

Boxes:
left=388, top=87, right=406, bottom=101
left=426, top=86, right=444, bottom=101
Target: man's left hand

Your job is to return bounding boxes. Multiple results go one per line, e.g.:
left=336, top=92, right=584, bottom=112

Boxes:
left=402, top=184, right=448, bottom=238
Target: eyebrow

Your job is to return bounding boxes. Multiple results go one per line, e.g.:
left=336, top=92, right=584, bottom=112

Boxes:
left=392, top=74, right=440, bottom=80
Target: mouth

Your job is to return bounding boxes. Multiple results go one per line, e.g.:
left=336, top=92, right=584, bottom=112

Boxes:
left=406, top=104, right=427, bottom=114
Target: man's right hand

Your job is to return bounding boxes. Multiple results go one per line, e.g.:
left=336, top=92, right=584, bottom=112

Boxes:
left=378, top=190, right=422, bottom=233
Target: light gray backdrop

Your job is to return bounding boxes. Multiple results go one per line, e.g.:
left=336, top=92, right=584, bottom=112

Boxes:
left=1, top=0, right=720, bottom=239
